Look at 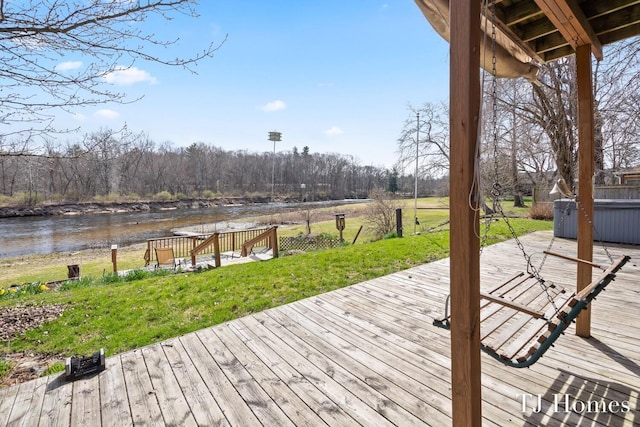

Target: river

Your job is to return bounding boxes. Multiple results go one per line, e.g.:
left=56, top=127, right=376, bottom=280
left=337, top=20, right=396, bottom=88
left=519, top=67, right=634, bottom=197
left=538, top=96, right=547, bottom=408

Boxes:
left=1, top=200, right=360, bottom=259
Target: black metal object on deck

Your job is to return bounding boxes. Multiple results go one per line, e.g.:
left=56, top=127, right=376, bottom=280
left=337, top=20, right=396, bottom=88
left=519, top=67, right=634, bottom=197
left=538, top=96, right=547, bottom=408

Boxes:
left=65, top=348, right=106, bottom=380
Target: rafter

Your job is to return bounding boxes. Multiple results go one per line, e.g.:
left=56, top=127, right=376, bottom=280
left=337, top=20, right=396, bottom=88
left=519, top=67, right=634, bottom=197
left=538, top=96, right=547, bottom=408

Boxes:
left=533, top=0, right=603, bottom=60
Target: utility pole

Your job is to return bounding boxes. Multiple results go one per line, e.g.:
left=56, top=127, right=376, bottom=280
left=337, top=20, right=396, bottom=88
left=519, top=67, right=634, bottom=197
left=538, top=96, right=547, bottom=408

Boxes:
left=414, top=112, right=419, bottom=234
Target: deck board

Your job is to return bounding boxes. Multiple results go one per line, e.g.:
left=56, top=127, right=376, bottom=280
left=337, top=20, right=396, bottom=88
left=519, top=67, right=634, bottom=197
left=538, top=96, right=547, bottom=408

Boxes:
left=120, top=349, right=164, bottom=427
left=1, top=231, right=639, bottom=426
left=69, top=368, right=101, bottom=426
left=99, top=354, right=133, bottom=427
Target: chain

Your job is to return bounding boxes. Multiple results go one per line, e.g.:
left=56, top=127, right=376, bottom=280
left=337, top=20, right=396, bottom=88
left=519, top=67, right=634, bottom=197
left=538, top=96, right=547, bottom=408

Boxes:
left=480, top=0, right=499, bottom=257
left=537, top=198, right=571, bottom=272
left=496, top=196, right=561, bottom=316
left=575, top=197, right=614, bottom=263
left=486, top=3, right=558, bottom=317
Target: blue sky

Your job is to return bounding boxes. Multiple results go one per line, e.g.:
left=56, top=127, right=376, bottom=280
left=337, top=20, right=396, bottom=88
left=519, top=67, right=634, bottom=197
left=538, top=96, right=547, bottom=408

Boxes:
left=57, top=1, right=450, bottom=168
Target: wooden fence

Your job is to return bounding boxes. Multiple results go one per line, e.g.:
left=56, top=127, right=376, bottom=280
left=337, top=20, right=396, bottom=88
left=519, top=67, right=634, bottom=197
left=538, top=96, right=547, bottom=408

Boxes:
left=144, top=227, right=272, bottom=265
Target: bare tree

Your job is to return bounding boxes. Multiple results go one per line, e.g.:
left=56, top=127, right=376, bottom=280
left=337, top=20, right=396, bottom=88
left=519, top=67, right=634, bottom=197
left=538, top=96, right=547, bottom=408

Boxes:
left=593, top=38, right=640, bottom=182
left=0, top=0, right=225, bottom=154
left=396, top=102, right=450, bottom=179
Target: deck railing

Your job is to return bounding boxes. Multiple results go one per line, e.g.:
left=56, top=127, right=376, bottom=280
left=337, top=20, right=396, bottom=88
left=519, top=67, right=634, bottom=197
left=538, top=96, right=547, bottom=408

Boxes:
left=241, top=226, right=278, bottom=258
left=191, top=233, right=221, bottom=267
left=144, top=227, right=272, bottom=266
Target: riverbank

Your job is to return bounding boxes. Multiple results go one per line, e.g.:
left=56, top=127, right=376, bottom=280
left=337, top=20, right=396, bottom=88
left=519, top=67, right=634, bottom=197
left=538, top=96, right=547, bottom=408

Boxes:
left=0, top=196, right=281, bottom=218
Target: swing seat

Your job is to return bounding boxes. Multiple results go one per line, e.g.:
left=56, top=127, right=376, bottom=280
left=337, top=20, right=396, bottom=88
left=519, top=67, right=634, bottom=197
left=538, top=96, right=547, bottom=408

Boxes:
left=434, top=254, right=629, bottom=368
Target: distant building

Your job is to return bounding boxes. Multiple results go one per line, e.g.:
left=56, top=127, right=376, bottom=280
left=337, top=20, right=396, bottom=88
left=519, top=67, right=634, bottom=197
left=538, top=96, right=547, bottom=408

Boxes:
left=614, top=166, right=640, bottom=185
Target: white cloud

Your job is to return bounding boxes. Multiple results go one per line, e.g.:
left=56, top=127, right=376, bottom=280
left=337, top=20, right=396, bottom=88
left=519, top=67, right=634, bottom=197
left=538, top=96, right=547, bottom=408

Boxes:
left=56, top=61, right=83, bottom=72
left=103, top=66, right=158, bottom=85
left=94, top=109, right=120, bottom=120
left=324, top=126, right=344, bottom=136
left=71, top=112, right=86, bottom=121
left=259, top=100, right=287, bottom=112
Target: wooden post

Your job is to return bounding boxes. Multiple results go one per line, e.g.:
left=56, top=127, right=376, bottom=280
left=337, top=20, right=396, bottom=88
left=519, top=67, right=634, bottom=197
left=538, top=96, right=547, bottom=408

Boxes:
left=449, top=0, right=482, bottom=425
left=213, top=233, right=221, bottom=268
left=576, top=44, right=595, bottom=337
left=272, top=226, right=279, bottom=258
left=191, top=237, right=198, bottom=267
left=111, top=244, right=118, bottom=274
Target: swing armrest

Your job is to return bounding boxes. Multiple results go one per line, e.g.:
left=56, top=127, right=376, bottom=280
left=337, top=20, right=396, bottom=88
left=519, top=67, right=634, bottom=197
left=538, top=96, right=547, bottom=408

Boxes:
left=542, top=251, right=603, bottom=269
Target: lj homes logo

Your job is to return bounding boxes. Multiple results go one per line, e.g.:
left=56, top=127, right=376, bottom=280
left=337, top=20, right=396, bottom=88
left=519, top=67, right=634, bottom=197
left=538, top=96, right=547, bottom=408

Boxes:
left=518, top=394, right=631, bottom=414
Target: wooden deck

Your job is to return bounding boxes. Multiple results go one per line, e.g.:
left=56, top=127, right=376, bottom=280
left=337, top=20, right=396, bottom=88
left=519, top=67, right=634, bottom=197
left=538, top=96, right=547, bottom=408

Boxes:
left=1, top=231, right=638, bottom=426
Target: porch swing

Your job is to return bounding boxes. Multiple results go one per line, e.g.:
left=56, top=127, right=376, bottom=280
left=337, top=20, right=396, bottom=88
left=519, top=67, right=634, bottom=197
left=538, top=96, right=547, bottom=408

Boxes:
left=433, top=230, right=629, bottom=368
left=432, top=1, right=630, bottom=368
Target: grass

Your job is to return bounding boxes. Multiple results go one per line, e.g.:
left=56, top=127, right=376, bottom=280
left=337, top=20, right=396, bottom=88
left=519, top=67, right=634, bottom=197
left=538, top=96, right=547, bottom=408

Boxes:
left=0, top=360, right=11, bottom=376
left=0, top=215, right=553, bottom=364
left=0, top=244, right=148, bottom=289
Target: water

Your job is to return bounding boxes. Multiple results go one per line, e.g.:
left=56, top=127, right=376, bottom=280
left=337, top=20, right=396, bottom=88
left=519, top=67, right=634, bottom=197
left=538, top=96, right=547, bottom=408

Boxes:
left=0, top=201, right=360, bottom=259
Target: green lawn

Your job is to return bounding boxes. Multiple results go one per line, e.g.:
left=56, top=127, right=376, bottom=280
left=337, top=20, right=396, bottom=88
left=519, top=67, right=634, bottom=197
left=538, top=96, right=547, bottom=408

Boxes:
left=1, top=215, right=552, bottom=364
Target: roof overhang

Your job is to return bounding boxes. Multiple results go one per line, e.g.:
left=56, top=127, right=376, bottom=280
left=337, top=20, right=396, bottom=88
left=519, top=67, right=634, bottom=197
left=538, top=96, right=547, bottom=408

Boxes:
left=415, top=0, right=640, bottom=79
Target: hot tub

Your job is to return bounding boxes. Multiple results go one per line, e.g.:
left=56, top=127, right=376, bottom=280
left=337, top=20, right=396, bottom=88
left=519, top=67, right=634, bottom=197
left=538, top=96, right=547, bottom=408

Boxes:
left=553, top=199, right=640, bottom=245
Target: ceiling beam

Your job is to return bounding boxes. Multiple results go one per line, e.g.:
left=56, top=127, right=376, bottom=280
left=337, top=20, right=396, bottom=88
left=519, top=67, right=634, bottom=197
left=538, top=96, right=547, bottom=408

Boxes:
left=534, top=0, right=603, bottom=60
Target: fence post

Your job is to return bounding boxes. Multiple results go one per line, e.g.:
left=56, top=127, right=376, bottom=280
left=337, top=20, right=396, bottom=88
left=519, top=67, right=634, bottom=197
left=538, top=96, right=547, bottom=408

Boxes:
left=213, top=233, right=221, bottom=267
left=145, top=240, right=151, bottom=266
left=189, top=236, right=196, bottom=267
left=272, top=226, right=279, bottom=258
left=111, top=244, right=118, bottom=273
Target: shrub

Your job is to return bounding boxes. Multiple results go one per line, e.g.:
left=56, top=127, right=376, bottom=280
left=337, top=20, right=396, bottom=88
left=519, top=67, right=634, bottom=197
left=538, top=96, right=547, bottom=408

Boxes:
left=529, top=202, right=553, bottom=220
left=154, top=190, right=173, bottom=201
left=365, top=188, right=402, bottom=240
left=201, top=190, right=216, bottom=199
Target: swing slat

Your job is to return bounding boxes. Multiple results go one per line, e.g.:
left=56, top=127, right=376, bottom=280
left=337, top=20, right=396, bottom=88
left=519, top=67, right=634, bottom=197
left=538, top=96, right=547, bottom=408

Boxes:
left=482, top=277, right=570, bottom=351
left=480, top=274, right=536, bottom=324
left=486, top=312, right=539, bottom=353
left=485, top=271, right=526, bottom=295
left=480, top=277, right=566, bottom=342
left=480, top=292, right=546, bottom=319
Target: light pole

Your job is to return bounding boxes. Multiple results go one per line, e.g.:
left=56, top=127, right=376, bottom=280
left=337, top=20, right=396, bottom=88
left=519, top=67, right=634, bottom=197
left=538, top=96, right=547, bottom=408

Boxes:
left=414, top=112, right=419, bottom=234
left=268, top=131, right=282, bottom=202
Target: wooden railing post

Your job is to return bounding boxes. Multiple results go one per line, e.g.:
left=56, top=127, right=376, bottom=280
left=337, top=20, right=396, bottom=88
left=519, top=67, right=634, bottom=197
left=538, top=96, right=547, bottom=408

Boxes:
left=144, top=240, right=151, bottom=266
left=213, top=233, right=221, bottom=267
left=272, top=226, right=279, bottom=258
left=191, top=236, right=197, bottom=266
